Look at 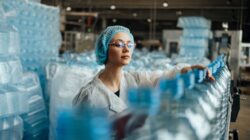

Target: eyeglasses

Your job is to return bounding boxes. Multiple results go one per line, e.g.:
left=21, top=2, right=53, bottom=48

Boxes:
left=109, top=41, right=136, bottom=49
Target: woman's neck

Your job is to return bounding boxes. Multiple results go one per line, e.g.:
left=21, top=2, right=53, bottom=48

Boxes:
left=99, top=63, right=122, bottom=92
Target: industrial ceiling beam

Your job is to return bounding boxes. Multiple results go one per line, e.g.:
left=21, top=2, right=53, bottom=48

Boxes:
left=65, top=9, right=245, bottom=22
left=61, top=0, right=248, bottom=10
left=66, top=12, right=98, bottom=17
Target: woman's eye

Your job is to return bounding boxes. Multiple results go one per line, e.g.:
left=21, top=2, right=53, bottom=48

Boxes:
left=115, top=42, right=124, bottom=47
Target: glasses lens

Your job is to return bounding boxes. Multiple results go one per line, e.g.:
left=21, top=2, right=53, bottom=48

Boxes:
left=110, top=41, right=134, bottom=48
left=127, top=43, right=135, bottom=48
left=113, top=41, right=124, bottom=48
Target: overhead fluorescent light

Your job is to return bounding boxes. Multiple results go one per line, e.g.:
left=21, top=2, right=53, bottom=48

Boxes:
left=163, top=1, right=168, bottom=7
left=222, top=22, right=229, bottom=29
left=176, top=11, right=182, bottom=15
left=112, top=19, right=117, bottom=23
left=147, top=18, right=152, bottom=23
left=110, top=5, right=116, bottom=10
left=132, top=12, right=138, bottom=17
left=66, top=7, right=71, bottom=11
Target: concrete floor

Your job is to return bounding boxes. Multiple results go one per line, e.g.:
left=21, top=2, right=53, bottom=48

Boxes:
left=230, top=93, right=250, bottom=140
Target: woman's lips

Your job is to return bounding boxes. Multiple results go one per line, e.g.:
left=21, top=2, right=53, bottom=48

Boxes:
left=121, top=55, right=130, bottom=59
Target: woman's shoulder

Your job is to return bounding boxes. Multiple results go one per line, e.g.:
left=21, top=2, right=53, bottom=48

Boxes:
left=124, top=70, right=150, bottom=79
left=124, top=70, right=142, bottom=76
left=72, top=79, right=95, bottom=106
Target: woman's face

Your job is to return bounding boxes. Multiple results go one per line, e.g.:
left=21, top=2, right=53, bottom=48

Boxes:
left=107, top=32, right=135, bottom=66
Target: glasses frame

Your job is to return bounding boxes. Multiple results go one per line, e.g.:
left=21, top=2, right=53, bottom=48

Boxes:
left=109, top=41, right=136, bottom=49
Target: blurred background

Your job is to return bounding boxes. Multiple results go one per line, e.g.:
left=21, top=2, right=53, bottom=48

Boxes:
left=0, top=0, right=250, bottom=140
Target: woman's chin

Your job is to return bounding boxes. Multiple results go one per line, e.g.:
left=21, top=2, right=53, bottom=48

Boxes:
left=120, top=60, right=130, bottom=66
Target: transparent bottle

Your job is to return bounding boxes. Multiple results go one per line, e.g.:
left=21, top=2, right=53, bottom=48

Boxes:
left=56, top=106, right=111, bottom=140
left=156, top=76, right=200, bottom=140
left=0, top=116, right=23, bottom=140
left=125, top=86, right=160, bottom=140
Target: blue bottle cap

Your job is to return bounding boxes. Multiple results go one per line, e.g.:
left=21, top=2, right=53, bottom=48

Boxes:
left=194, top=69, right=205, bottom=83
left=180, top=71, right=195, bottom=89
left=158, top=75, right=184, bottom=100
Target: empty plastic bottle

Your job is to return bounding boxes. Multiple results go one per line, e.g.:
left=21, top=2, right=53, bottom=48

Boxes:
left=125, top=86, right=160, bottom=140
left=15, top=72, right=49, bottom=139
left=0, top=56, right=23, bottom=84
left=156, top=75, right=200, bottom=140
left=180, top=71, right=214, bottom=140
left=177, top=16, right=211, bottom=29
left=0, top=85, right=29, bottom=118
left=0, top=6, right=20, bottom=56
left=183, top=29, right=212, bottom=39
left=0, top=116, right=23, bottom=140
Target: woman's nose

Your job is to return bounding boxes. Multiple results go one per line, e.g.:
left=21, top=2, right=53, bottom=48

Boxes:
left=122, top=45, right=130, bottom=52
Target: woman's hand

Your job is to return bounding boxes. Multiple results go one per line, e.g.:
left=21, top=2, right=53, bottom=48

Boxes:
left=180, top=65, right=215, bottom=81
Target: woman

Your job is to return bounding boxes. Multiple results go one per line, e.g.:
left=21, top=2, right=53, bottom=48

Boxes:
left=73, top=25, right=214, bottom=117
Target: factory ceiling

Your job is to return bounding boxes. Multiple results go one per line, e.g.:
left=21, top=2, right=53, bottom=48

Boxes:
left=41, top=0, right=250, bottom=41
left=42, top=0, right=249, bottom=21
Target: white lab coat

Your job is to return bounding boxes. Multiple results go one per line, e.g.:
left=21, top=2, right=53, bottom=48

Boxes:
left=73, top=66, right=184, bottom=117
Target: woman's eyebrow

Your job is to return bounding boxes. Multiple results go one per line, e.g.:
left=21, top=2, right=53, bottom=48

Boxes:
left=113, top=39, right=131, bottom=43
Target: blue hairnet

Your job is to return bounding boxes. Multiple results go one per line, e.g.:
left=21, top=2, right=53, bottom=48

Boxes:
left=95, top=25, right=134, bottom=65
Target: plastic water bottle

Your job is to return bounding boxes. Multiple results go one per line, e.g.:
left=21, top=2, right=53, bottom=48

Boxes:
left=179, top=37, right=208, bottom=48
left=219, top=57, right=231, bottom=135
left=0, top=116, right=23, bottom=140
left=192, top=56, right=231, bottom=139
left=156, top=76, right=199, bottom=140
left=0, top=56, right=23, bottom=84
left=125, top=86, right=160, bottom=140
left=180, top=71, right=213, bottom=140
left=2, top=0, right=61, bottom=82
left=0, top=23, right=20, bottom=55
left=192, top=68, right=223, bottom=139
left=15, top=72, right=49, bottom=139
left=218, top=56, right=231, bottom=103
left=183, top=29, right=212, bottom=39
left=56, top=106, right=111, bottom=140
left=209, top=62, right=226, bottom=122
left=177, top=16, right=211, bottom=29
left=208, top=57, right=231, bottom=137
left=0, top=10, right=20, bottom=55
left=0, top=85, right=29, bottom=118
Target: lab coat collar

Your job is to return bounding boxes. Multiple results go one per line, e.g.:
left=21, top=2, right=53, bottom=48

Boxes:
left=94, top=70, right=128, bottom=113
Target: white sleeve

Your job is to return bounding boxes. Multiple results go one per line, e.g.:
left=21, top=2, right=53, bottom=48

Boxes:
left=129, top=63, right=191, bottom=86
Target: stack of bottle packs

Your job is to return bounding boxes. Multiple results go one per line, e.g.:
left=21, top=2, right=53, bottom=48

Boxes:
left=1, top=3, right=49, bottom=139
left=0, top=4, right=26, bottom=140
left=177, top=16, right=212, bottom=58
left=124, top=55, right=231, bottom=140
left=2, top=0, right=61, bottom=93
left=17, top=72, right=49, bottom=140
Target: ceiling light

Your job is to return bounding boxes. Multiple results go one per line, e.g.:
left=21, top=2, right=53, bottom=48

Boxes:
left=112, top=19, right=117, bottom=23
left=176, top=11, right=182, bottom=15
left=110, top=5, right=116, bottom=10
left=66, top=7, right=71, bottom=11
left=222, top=22, right=229, bottom=29
left=147, top=18, right=152, bottom=23
left=163, top=1, right=168, bottom=7
left=132, top=13, right=138, bottom=17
